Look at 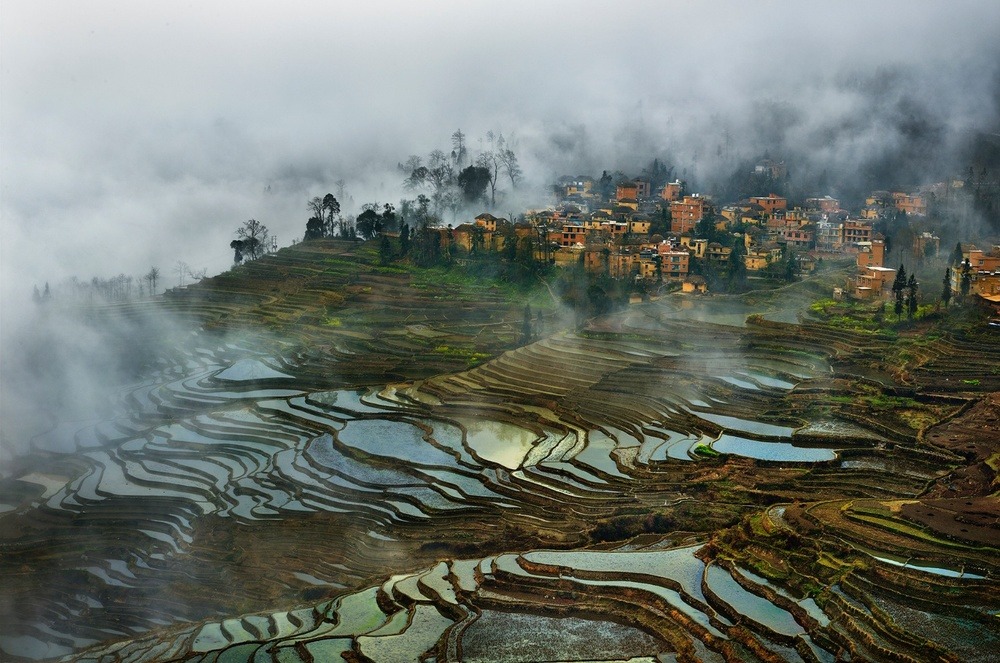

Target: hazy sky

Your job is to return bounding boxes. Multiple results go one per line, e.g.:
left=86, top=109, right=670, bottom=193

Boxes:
left=2, top=0, right=999, bottom=315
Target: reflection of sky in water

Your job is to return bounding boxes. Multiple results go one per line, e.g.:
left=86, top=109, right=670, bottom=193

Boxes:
left=460, top=418, right=540, bottom=470
left=713, top=434, right=836, bottom=462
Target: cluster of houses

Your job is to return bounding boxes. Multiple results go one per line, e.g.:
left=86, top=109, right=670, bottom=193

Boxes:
left=451, top=169, right=952, bottom=297
left=425, top=165, right=1000, bottom=301
left=954, top=244, right=1000, bottom=300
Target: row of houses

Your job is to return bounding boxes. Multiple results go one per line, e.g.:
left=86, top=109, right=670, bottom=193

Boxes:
left=558, top=176, right=687, bottom=206
left=455, top=172, right=968, bottom=297
left=861, top=190, right=928, bottom=218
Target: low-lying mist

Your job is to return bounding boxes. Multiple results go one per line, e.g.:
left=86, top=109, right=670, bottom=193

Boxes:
left=0, top=302, right=196, bottom=471
left=3, top=3, right=1000, bottom=463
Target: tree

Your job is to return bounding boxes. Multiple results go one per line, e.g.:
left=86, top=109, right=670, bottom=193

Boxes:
left=323, top=193, right=340, bottom=227
left=304, top=194, right=340, bottom=239
left=496, top=134, right=522, bottom=188
left=521, top=304, right=533, bottom=344
left=379, top=233, right=393, bottom=265
left=941, top=267, right=952, bottom=307
left=400, top=222, right=411, bottom=255
left=451, top=129, right=468, bottom=169
left=426, top=151, right=453, bottom=197
left=642, top=158, right=673, bottom=190
left=476, top=150, right=501, bottom=207
left=597, top=171, right=615, bottom=201
left=413, top=225, right=442, bottom=267
left=357, top=203, right=396, bottom=240
left=356, top=207, right=382, bottom=241
left=441, top=187, right=461, bottom=222
left=235, top=219, right=270, bottom=262
left=175, top=261, right=190, bottom=287
left=950, top=241, right=964, bottom=266
left=892, top=264, right=907, bottom=320
left=695, top=214, right=718, bottom=243
left=416, top=195, right=432, bottom=227
left=145, top=267, right=160, bottom=295
left=727, top=236, right=747, bottom=290
left=307, top=197, right=325, bottom=225
left=304, top=216, right=326, bottom=240
left=906, top=274, right=918, bottom=319
left=784, top=250, right=799, bottom=283
left=457, top=165, right=490, bottom=205
left=960, top=258, right=972, bottom=299
left=380, top=202, right=397, bottom=232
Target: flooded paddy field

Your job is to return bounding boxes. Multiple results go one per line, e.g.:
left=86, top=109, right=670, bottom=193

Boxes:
left=1, top=243, right=998, bottom=662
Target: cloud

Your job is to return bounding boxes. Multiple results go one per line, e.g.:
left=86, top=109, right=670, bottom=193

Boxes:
left=1, top=0, right=998, bottom=335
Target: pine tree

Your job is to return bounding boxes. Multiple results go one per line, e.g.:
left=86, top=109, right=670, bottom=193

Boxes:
left=941, top=268, right=952, bottom=307
left=950, top=242, right=963, bottom=266
left=378, top=233, right=393, bottom=265
left=960, top=259, right=972, bottom=299
left=521, top=304, right=533, bottom=344
left=906, top=274, right=918, bottom=319
left=892, top=265, right=907, bottom=320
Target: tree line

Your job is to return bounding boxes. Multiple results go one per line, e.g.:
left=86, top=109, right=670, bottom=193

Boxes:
left=31, top=266, right=177, bottom=304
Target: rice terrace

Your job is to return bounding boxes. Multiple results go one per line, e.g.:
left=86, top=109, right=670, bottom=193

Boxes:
left=1, top=238, right=997, bottom=662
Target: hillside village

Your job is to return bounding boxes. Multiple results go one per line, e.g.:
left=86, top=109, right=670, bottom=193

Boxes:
left=426, top=161, right=1000, bottom=312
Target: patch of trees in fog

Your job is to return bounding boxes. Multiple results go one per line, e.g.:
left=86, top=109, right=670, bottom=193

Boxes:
left=31, top=263, right=211, bottom=305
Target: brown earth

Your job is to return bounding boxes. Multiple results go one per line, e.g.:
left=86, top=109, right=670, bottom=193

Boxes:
left=900, top=392, right=1000, bottom=544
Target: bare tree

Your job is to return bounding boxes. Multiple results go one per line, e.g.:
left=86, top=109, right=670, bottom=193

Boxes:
left=426, top=150, right=454, bottom=216
left=399, top=155, right=422, bottom=174
left=145, top=266, right=160, bottom=295
left=235, top=219, right=270, bottom=261
left=476, top=131, right=503, bottom=207
left=307, top=197, right=325, bottom=222
left=497, top=135, right=522, bottom=188
left=175, top=261, right=189, bottom=287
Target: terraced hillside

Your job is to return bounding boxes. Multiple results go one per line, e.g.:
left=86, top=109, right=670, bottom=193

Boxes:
left=153, top=240, right=553, bottom=383
left=1, top=242, right=997, bottom=662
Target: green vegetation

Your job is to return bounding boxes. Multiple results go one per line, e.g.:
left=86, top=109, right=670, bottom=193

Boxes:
left=433, top=344, right=491, bottom=367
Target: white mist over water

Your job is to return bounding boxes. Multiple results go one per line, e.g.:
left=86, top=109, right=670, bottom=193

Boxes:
left=3, top=1, right=999, bottom=469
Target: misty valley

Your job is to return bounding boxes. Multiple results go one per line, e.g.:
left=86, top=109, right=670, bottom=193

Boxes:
left=8, top=2, right=1000, bottom=662
left=1, top=238, right=998, bottom=663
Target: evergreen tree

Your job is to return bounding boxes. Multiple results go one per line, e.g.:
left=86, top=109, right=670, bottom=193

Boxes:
left=784, top=249, right=798, bottom=283
left=400, top=223, right=411, bottom=255
left=950, top=242, right=963, bottom=266
left=906, top=274, right=918, bottom=319
left=378, top=233, right=393, bottom=265
left=892, top=264, right=907, bottom=320
left=727, top=237, right=747, bottom=291
left=960, top=258, right=972, bottom=299
left=942, top=268, right=952, bottom=307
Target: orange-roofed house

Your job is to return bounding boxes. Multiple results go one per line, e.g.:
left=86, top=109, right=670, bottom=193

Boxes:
left=749, top=194, right=787, bottom=217
left=670, top=195, right=706, bottom=234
